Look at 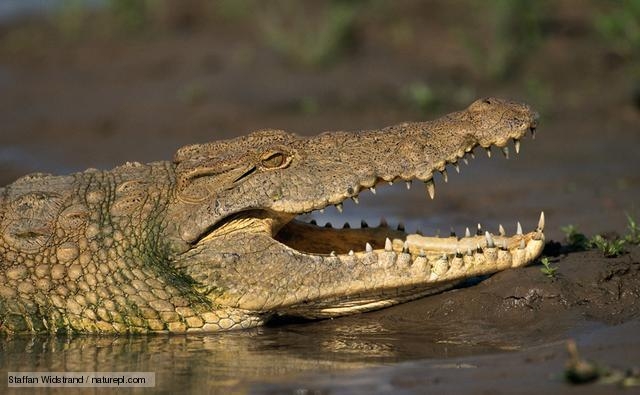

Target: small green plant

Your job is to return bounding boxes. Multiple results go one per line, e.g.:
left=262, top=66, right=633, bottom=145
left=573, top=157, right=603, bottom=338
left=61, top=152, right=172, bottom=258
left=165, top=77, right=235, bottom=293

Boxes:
left=590, top=235, right=626, bottom=258
left=540, top=257, right=557, bottom=278
left=625, top=213, right=640, bottom=244
left=560, top=216, right=639, bottom=258
left=561, top=225, right=590, bottom=251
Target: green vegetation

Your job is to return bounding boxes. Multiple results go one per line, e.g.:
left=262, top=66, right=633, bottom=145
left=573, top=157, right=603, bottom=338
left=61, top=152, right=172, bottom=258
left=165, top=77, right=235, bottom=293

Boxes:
left=460, top=0, right=549, bottom=80
left=259, top=1, right=360, bottom=67
left=560, top=214, right=640, bottom=259
left=590, top=235, right=626, bottom=258
left=547, top=215, right=640, bottom=276
left=593, top=0, right=640, bottom=61
left=561, top=225, right=590, bottom=251
left=594, top=0, right=640, bottom=105
left=625, top=212, right=640, bottom=244
left=540, top=257, right=557, bottom=278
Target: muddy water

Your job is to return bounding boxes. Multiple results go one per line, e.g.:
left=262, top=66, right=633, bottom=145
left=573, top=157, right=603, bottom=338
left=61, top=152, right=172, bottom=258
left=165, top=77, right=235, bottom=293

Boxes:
left=0, top=315, right=605, bottom=394
left=0, top=326, right=485, bottom=393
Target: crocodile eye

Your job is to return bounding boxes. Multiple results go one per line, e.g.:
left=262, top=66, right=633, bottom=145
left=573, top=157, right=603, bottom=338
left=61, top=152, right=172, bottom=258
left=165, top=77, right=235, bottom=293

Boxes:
left=260, top=151, right=291, bottom=170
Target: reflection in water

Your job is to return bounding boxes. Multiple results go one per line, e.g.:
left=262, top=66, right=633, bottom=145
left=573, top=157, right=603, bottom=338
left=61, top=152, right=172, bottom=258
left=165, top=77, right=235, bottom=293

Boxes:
left=0, top=327, right=378, bottom=393
left=0, top=310, right=535, bottom=393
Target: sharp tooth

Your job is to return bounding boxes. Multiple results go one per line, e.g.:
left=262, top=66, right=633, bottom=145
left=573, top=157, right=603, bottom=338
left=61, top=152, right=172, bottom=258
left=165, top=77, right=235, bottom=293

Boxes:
left=406, top=180, right=412, bottom=190
left=310, top=219, right=317, bottom=225
left=425, top=180, right=436, bottom=200
left=467, top=247, right=472, bottom=256
left=336, top=203, right=343, bottom=213
left=454, top=163, right=460, bottom=173
left=343, top=222, right=350, bottom=229
left=370, top=186, right=376, bottom=194
left=477, top=223, right=483, bottom=236
left=352, top=196, right=359, bottom=204
left=517, top=221, right=523, bottom=235
left=498, top=224, right=505, bottom=236
left=385, top=238, right=392, bottom=252
left=501, top=146, right=509, bottom=159
left=485, top=231, right=495, bottom=248
left=325, top=222, right=333, bottom=228
left=463, top=157, right=469, bottom=165
left=403, top=241, right=409, bottom=253
left=514, top=139, right=521, bottom=154
left=319, top=208, right=325, bottom=214
left=330, top=251, right=336, bottom=256
left=441, top=169, right=448, bottom=183
left=470, top=152, right=475, bottom=159
left=380, top=217, right=388, bottom=227
left=538, top=211, right=545, bottom=231
left=388, top=180, right=393, bottom=186
left=361, top=220, right=369, bottom=228
left=366, top=243, right=373, bottom=253
left=397, top=222, right=405, bottom=231
left=465, top=227, right=471, bottom=238
left=519, top=239, right=525, bottom=249
left=348, top=250, right=354, bottom=256
left=485, top=147, right=492, bottom=157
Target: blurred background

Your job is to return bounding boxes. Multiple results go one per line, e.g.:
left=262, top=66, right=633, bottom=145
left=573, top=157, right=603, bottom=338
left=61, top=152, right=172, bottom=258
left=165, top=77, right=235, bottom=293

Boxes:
left=1, top=0, right=639, bottom=240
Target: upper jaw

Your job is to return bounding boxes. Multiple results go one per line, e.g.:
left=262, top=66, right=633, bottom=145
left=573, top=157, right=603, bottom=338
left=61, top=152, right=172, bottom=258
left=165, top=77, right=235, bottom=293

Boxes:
left=270, top=114, right=538, bottom=217
left=171, top=97, right=539, bottom=255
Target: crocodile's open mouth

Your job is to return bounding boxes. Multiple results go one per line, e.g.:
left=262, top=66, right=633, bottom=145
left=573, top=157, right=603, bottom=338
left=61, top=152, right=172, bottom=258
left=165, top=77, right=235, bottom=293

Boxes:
left=261, top=127, right=543, bottom=273
left=198, top=124, right=544, bottom=271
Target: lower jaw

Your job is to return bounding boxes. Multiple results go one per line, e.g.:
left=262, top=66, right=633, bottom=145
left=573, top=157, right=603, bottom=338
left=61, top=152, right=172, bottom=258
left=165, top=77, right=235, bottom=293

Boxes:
left=275, top=218, right=543, bottom=259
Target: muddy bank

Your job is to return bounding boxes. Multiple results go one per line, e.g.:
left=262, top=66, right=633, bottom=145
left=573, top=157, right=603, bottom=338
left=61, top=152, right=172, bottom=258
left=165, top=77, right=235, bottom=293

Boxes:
left=259, top=245, right=640, bottom=361
left=249, top=245, right=640, bottom=393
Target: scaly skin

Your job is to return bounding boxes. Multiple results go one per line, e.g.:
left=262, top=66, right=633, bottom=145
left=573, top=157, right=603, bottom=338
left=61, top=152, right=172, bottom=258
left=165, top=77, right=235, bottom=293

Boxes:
left=0, top=98, right=544, bottom=334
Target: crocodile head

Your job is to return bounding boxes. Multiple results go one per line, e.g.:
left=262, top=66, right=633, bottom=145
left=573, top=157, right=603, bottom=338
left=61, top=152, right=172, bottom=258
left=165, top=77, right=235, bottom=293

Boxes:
left=165, top=97, right=544, bottom=320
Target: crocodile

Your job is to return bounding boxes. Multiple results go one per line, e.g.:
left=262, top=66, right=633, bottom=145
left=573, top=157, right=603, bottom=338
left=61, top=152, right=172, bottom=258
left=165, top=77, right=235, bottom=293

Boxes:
left=0, top=97, right=544, bottom=334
